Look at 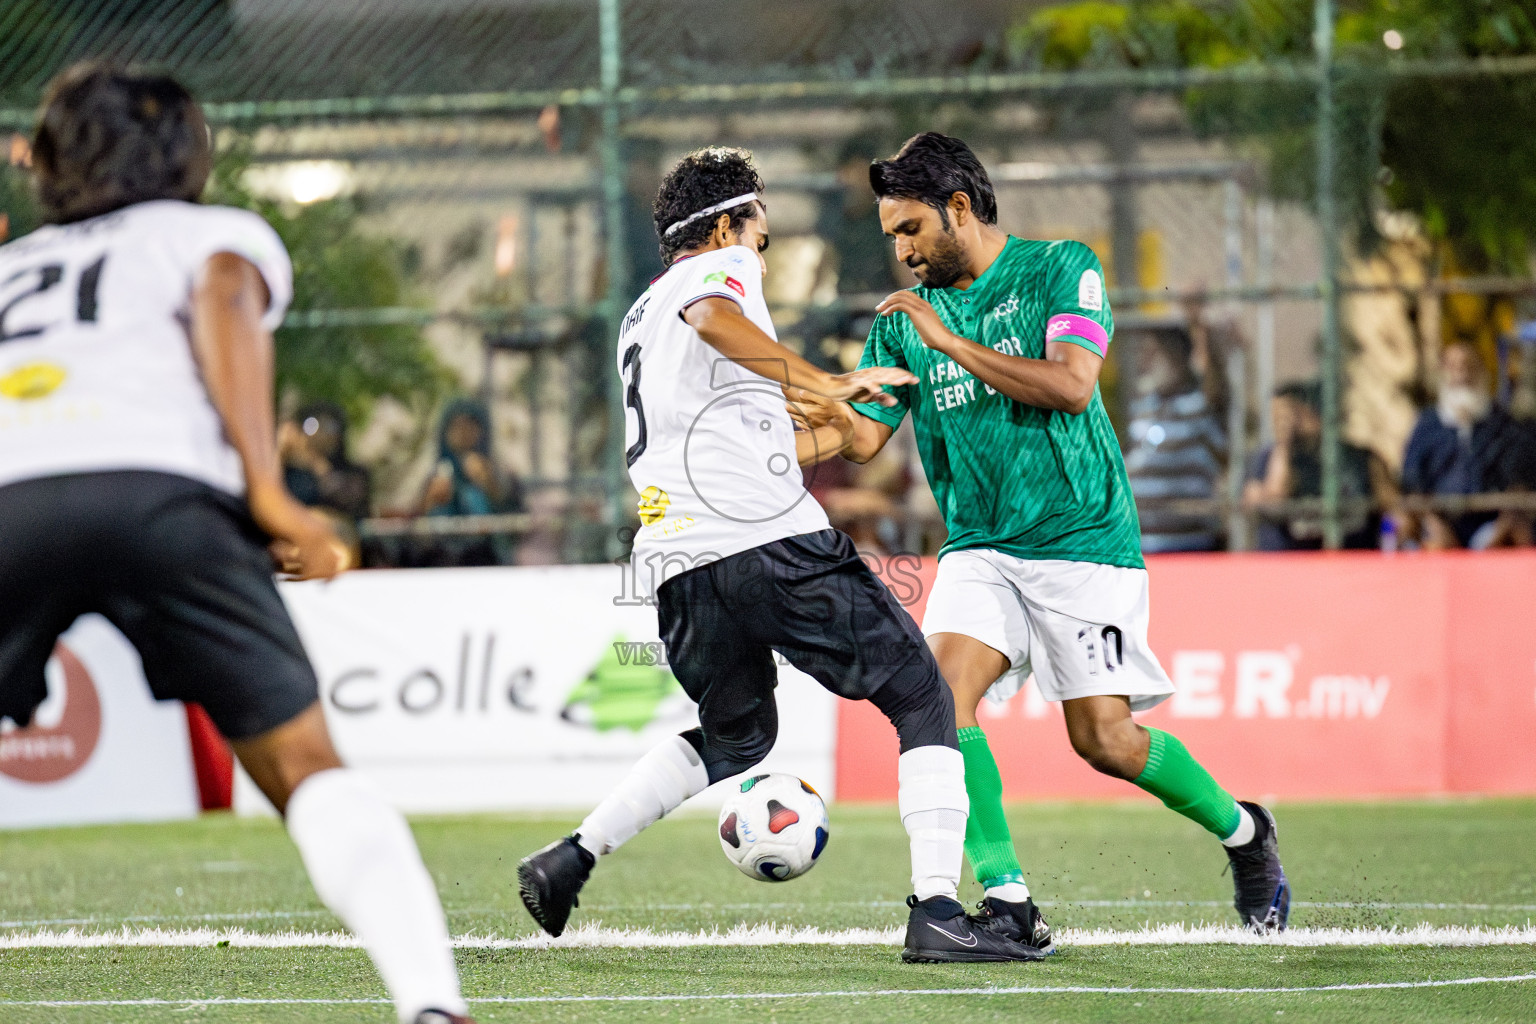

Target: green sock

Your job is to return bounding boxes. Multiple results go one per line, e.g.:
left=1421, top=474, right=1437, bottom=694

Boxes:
left=1133, top=727, right=1242, bottom=840
left=957, top=726, right=1027, bottom=890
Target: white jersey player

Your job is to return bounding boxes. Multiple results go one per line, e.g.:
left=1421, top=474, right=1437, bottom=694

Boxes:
left=619, top=240, right=830, bottom=594
left=518, top=147, right=1044, bottom=965
left=0, top=200, right=287, bottom=494
left=0, top=63, right=472, bottom=1024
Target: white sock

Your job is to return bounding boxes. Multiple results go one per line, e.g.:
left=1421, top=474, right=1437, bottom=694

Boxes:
left=575, top=733, right=710, bottom=858
left=984, top=880, right=1032, bottom=903
left=286, top=769, right=465, bottom=1024
left=897, top=745, right=970, bottom=902
left=1220, top=804, right=1258, bottom=847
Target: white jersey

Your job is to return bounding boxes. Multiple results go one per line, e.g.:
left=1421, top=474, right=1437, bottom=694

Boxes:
left=0, top=200, right=292, bottom=496
left=619, top=245, right=829, bottom=593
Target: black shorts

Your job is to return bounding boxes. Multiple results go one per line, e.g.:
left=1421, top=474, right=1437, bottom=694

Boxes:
left=0, top=471, right=320, bottom=740
left=657, top=528, right=941, bottom=739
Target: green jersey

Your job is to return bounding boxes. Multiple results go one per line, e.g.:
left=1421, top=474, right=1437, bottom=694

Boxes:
left=854, top=236, right=1144, bottom=569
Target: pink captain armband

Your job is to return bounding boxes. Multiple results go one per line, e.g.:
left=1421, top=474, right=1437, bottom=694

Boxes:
left=1045, top=313, right=1109, bottom=357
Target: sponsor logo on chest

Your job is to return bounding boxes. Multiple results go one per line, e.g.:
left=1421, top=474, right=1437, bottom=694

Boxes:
left=925, top=335, right=1025, bottom=413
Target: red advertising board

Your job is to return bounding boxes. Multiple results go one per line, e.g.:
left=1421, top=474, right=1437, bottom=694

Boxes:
left=838, top=552, right=1536, bottom=801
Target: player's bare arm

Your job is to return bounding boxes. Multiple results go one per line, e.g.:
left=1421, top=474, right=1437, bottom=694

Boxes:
left=876, top=288, right=1102, bottom=415
left=785, top=385, right=894, bottom=465
left=792, top=421, right=854, bottom=468
left=784, top=385, right=855, bottom=467
left=190, top=252, right=350, bottom=580
left=685, top=296, right=915, bottom=406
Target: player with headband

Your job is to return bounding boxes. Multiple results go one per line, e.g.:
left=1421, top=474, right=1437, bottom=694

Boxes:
left=517, top=147, right=1045, bottom=965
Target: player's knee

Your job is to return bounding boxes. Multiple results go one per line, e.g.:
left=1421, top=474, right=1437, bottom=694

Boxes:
left=1068, top=720, right=1142, bottom=780
left=703, top=741, right=771, bottom=785
left=700, top=718, right=777, bottom=784
left=872, top=666, right=957, bottom=752
left=231, top=703, right=344, bottom=814
left=929, top=634, right=1004, bottom=726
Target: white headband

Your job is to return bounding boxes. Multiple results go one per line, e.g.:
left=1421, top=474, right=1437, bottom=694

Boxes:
left=662, top=192, right=760, bottom=238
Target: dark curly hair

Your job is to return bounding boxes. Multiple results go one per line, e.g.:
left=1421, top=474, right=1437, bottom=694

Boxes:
left=869, top=132, right=997, bottom=228
left=653, top=147, right=764, bottom=266
left=30, top=62, right=211, bottom=225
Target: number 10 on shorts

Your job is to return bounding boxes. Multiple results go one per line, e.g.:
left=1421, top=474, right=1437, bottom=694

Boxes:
left=1077, top=625, right=1125, bottom=676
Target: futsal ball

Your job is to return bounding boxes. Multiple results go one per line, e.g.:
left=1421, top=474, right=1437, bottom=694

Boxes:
left=717, top=773, right=830, bottom=882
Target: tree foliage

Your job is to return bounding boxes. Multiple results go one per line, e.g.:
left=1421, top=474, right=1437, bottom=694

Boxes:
left=205, top=146, right=448, bottom=425
left=0, top=157, right=43, bottom=241
left=1014, top=1, right=1536, bottom=272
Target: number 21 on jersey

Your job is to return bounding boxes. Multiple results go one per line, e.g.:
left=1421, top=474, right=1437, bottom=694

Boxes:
left=0, top=255, right=108, bottom=343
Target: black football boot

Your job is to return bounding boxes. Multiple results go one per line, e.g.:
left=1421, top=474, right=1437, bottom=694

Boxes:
left=901, top=895, right=1048, bottom=963
left=1225, top=801, right=1290, bottom=932
left=517, top=835, right=595, bottom=937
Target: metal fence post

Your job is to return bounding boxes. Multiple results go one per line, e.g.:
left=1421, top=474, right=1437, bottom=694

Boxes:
left=1255, top=195, right=1277, bottom=444
left=600, top=0, right=631, bottom=558
left=1314, top=0, right=1344, bottom=549
left=1226, top=345, right=1250, bottom=551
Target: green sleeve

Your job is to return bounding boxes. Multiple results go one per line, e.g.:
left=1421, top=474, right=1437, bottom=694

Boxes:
left=1043, top=241, right=1114, bottom=359
left=850, top=314, right=910, bottom=429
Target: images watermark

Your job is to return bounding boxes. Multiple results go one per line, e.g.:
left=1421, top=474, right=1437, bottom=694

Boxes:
left=612, top=534, right=926, bottom=610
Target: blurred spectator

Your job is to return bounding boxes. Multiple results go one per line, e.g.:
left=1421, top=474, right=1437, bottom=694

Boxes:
left=1123, top=323, right=1226, bottom=553
left=1243, top=381, right=1391, bottom=550
left=1398, top=342, right=1536, bottom=549
left=414, top=398, right=525, bottom=566
left=280, top=402, right=371, bottom=521
left=421, top=398, right=522, bottom=517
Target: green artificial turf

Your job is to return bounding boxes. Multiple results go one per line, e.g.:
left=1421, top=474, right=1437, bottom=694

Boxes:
left=1, top=798, right=1533, bottom=1023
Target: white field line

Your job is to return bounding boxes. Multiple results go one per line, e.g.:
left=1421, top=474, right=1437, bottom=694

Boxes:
left=616, top=899, right=1536, bottom=912
left=4, top=898, right=1533, bottom=931
left=4, top=921, right=1536, bottom=951
left=7, top=974, right=1536, bottom=1008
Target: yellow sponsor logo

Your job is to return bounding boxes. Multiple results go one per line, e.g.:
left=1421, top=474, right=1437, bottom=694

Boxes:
left=0, top=363, right=68, bottom=401
left=637, top=485, right=671, bottom=525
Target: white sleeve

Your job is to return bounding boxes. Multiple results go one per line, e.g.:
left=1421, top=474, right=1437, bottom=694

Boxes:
left=178, top=206, right=294, bottom=331
left=675, top=246, right=764, bottom=318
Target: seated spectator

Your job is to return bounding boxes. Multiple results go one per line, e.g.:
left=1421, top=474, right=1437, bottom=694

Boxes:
left=1243, top=381, right=1389, bottom=550
left=1124, top=324, right=1226, bottom=553
left=1399, top=343, right=1536, bottom=549
left=280, top=401, right=371, bottom=521
left=415, top=398, right=524, bottom=566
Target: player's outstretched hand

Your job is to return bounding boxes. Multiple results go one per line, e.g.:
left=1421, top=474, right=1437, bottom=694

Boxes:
left=822, top=367, right=917, bottom=407
left=784, top=384, right=855, bottom=438
left=876, top=290, right=958, bottom=352
left=248, top=482, right=354, bottom=581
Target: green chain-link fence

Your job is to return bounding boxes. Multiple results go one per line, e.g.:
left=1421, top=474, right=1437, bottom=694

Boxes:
left=4, top=1, right=1535, bottom=562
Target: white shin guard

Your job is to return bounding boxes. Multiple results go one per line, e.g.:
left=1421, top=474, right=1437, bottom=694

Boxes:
left=897, top=745, right=970, bottom=902
left=286, top=769, right=465, bottom=1024
left=576, top=733, right=710, bottom=858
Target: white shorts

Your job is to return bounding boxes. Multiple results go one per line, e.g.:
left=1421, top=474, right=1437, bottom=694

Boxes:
left=922, top=549, right=1175, bottom=712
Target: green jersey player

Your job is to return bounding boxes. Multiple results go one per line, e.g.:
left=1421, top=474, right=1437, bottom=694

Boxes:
left=793, top=133, right=1289, bottom=946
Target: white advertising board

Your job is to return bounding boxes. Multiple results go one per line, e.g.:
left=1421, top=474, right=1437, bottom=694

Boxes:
left=235, top=565, right=839, bottom=814
left=0, top=615, right=200, bottom=829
